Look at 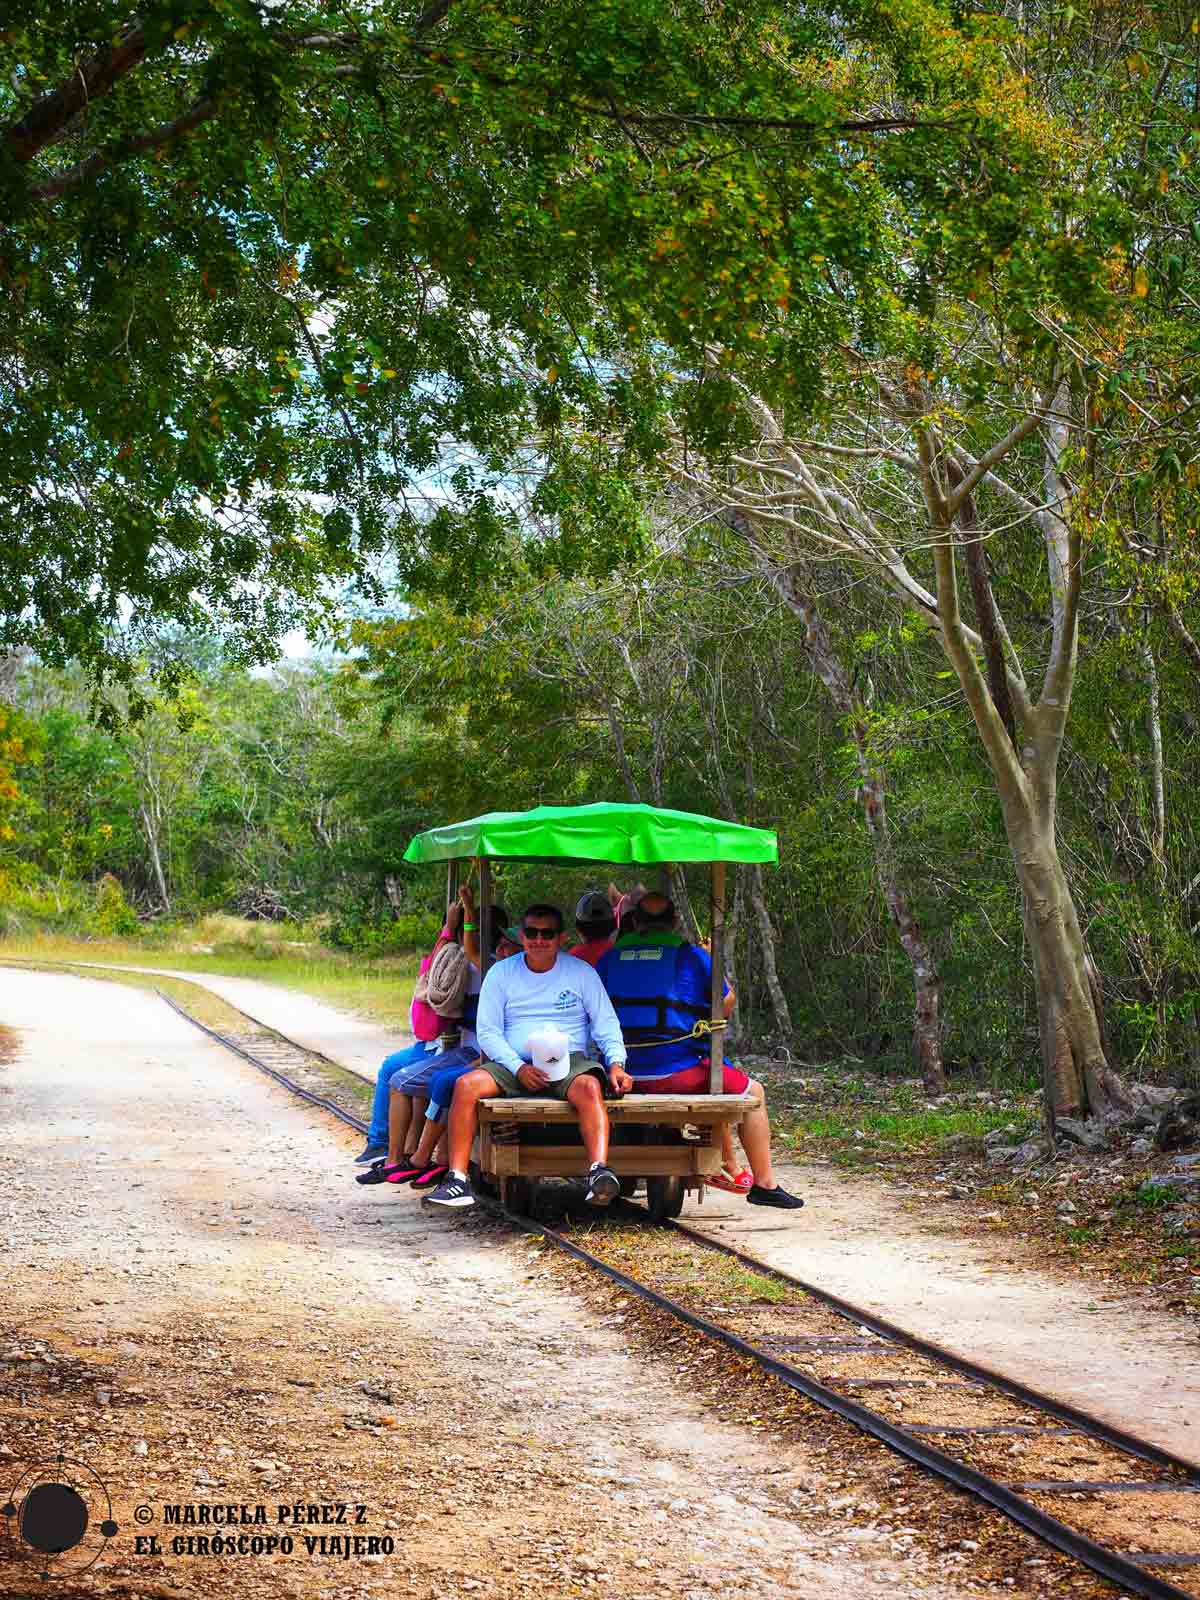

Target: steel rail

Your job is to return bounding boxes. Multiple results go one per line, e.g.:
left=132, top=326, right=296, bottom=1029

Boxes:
left=663, top=1214, right=1200, bottom=1481
left=528, top=1214, right=1195, bottom=1600
left=153, top=990, right=1198, bottom=1600
left=155, top=989, right=366, bottom=1133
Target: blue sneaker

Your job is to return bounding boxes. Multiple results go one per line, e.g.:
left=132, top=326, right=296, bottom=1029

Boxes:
left=354, top=1143, right=387, bottom=1165
left=424, top=1173, right=475, bottom=1210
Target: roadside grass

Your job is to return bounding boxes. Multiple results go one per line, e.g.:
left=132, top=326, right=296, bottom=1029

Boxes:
left=759, top=1062, right=1041, bottom=1168
left=0, top=926, right=419, bottom=1032
left=787, top=1104, right=1035, bottom=1152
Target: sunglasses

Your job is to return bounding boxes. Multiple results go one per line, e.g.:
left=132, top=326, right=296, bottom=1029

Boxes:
left=522, top=925, right=559, bottom=941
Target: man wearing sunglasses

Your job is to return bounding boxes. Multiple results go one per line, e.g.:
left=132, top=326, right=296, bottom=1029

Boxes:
left=424, top=902, right=632, bottom=1211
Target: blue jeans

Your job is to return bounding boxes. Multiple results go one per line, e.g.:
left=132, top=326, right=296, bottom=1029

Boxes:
left=367, top=1042, right=437, bottom=1146
left=425, top=1058, right=480, bottom=1124
left=396, top=1043, right=483, bottom=1107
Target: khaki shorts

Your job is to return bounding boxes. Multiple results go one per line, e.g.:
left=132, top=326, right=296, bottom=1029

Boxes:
left=482, top=1052, right=609, bottom=1100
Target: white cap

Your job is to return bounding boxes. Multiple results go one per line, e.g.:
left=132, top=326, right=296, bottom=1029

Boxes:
left=526, top=1025, right=572, bottom=1081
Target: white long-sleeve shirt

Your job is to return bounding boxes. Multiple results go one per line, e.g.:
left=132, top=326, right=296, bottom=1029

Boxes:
left=476, top=952, right=627, bottom=1075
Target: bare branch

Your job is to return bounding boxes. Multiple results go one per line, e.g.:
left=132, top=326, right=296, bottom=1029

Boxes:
left=941, top=407, right=1045, bottom=516
left=1039, top=380, right=1080, bottom=716
left=926, top=487, right=1028, bottom=797
left=946, top=443, right=1045, bottom=524
left=31, top=96, right=219, bottom=201
left=579, top=104, right=953, bottom=135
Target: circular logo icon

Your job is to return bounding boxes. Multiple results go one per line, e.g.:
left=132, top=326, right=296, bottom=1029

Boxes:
left=1, top=1453, right=119, bottom=1580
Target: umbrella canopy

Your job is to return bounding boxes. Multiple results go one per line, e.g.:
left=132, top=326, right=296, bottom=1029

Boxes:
left=402, top=801, right=777, bottom=866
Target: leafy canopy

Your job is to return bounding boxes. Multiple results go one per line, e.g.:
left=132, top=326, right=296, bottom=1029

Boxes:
left=3, top=0, right=1121, bottom=673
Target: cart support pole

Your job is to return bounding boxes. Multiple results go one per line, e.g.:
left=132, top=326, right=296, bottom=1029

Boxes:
left=479, top=857, right=494, bottom=977
left=446, top=861, right=460, bottom=920
left=709, top=861, right=726, bottom=1094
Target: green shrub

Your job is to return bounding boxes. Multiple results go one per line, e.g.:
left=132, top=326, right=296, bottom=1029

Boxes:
left=0, top=868, right=89, bottom=935
left=324, top=906, right=442, bottom=956
left=88, top=874, right=139, bottom=937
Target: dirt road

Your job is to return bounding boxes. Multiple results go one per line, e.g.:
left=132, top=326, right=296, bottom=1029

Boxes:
left=36, top=957, right=1199, bottom=1470
left=0, top=967, right=975, bottom=1600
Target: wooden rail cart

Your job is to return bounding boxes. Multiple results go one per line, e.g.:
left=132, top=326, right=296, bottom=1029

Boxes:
left=402, top=802, right=778, bottom=1221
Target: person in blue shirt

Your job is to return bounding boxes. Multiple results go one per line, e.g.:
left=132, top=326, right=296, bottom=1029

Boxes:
left=424, top=902, right=632, bottom=1212
left=597, top=894, right=803, bottom=1211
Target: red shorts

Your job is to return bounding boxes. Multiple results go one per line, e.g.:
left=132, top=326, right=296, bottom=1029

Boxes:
left=631, top=1060, right=750, bottom=1094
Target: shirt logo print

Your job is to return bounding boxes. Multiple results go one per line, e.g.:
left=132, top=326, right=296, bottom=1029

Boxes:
left=554, top=990, right=576, bottom=1010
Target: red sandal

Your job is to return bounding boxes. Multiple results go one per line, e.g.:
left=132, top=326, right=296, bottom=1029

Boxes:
left=709, top=1167, right=753, bottom=1194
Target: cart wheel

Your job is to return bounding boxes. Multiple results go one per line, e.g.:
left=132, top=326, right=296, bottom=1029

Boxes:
left=503, top=1176, right=535, bottom=1216
left=645, top=1176, right=685, bottom=1222
left=618, top=1177, right=639, bottom=1199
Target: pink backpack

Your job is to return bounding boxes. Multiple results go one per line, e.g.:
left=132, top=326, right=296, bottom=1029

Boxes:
left=409, top=940, right=471, bottom=1041
left=409, top=953, right=443, bottom=1041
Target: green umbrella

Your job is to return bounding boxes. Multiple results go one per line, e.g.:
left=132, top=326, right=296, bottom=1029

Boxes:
left=402, top=801, right=778, bottom=866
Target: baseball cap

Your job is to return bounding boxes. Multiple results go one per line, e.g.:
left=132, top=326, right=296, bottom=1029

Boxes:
left=500, top=924, right=523, bottom=946
left=526, top=1025, right=572, bottom=1081
left=575, top=889, right=615, bottom=926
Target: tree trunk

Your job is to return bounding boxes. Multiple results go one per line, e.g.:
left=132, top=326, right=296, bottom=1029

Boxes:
left=1009, top=805, right=1130, bottom=1121
left=859, top=769, right=946, bottom=1094
left=748, top=862, right=792, bottom=1037
left=0, top=652, right=26, bottom=702
left=724, top=868, right=744, bottom=1050
left=1139, top=627, right=1166, bottom=879
left=1163, top=601, right=1200, bottom=690
left=772, top=570, right=947, bottom=1090
left=919, top=395, right=1128, bottom=1128
left=139, top=800, right=170, bottom=912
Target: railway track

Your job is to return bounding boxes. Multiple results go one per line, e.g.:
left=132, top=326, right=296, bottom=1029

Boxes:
left=156, top=986, right=1200, bottom=1600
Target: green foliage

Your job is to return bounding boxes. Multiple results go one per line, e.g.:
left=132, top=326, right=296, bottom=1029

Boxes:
left=1, top=0, right=1128, bottom=677
left=1118, top=1178, right=1175, bottom=1214
left=0, top=863, right=135, bottom=939
left=4, top=655, right=439, bottom=937
left=325, top=908, right=444, bottom=957
left=91, top=873, right=139, bottom=937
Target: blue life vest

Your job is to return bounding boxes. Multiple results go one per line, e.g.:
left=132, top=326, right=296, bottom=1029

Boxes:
left=596, top=941, right=710, bottom=1077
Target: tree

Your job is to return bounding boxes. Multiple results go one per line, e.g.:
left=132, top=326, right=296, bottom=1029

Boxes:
left=3, top=0, right=1117, bottom=679
left=344, top=549, right=968, bottom=1063
left=663, top=361, right=1141, bottom=1124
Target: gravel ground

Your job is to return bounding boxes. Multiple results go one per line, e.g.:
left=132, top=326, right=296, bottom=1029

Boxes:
left=681, top=1161, right=1200, bottom=1466
left=0, top=967, right=979, bottom=1600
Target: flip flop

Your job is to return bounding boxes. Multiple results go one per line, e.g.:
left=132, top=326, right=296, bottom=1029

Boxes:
left=355, top=1160, right=409, bottom=1186
left=384, top=1161, right=431, bottom=1185
left=708, top=1167, right=753, bottom=1195
left=411, top=1164, right=450, bottom=1190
